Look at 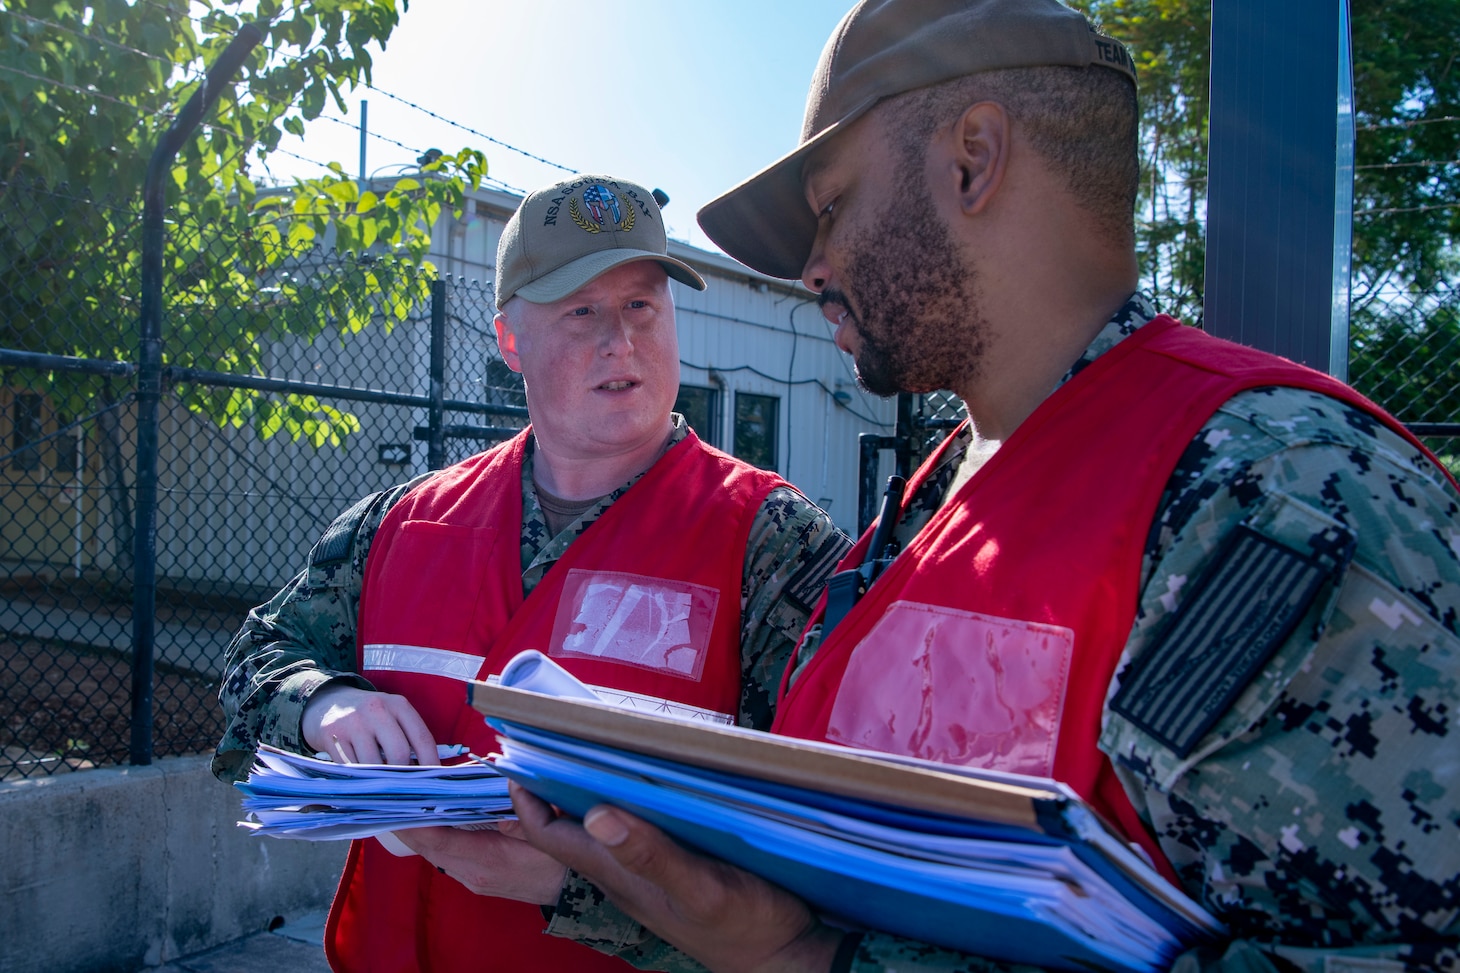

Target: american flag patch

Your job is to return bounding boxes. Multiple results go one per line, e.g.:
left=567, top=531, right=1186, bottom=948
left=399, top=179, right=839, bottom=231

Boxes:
left=1110, top=525, right=1339, bottom=757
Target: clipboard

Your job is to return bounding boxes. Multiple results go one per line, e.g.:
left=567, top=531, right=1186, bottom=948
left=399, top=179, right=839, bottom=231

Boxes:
left=468, top=679, right=1063, bottom=830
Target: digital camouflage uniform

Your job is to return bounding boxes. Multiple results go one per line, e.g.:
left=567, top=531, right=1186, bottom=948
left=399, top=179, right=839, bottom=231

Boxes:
left=213, top=414, right=850, bottom=773
left=545, top=298, right=1460, bottom=973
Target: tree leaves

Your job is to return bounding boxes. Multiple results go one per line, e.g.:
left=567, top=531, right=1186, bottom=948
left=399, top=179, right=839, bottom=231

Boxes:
left=0, top=0, right=486, bottom=445
left=1075, top=0, right=1458, bottom=424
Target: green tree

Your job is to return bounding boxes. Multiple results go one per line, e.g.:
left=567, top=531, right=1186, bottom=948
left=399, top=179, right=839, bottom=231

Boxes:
left=1344, top=0, right=1460, bottom=430
left=1077, top=0, right=1211, bottom=323
left=0, top=0, right=484, bottom=436
left=0, top=0, right=483, bottom=564
left=1072, top=0, right=1460, bottom=427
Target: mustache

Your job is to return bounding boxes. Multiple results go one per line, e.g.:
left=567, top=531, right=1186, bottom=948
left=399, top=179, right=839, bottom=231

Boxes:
left=817, top=288, right=856, bottom=322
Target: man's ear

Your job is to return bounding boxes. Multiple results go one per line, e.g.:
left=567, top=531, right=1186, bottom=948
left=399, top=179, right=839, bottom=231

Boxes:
left=947, top=100, right=1010, bottom=217
left=493, top=313, right=523, bottom=373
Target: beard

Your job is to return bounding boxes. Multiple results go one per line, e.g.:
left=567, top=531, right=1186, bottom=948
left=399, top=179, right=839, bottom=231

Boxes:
left=821, top=165, right=985, bottom=398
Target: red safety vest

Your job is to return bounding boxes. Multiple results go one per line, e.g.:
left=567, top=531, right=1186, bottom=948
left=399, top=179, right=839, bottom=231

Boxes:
left=774, top=316, right=1451, bottom=883
left=325, top=428, right=786, bottom=972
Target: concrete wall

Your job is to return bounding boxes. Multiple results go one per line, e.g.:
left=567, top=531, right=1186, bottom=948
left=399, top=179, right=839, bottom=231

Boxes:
left=0, top=756, right=346, bottom=973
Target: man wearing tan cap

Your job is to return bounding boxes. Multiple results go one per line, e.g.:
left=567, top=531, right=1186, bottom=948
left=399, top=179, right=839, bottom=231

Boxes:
left=514, top=3, right=1460, bottom=972
left=212, top=173, right=848, bottom=972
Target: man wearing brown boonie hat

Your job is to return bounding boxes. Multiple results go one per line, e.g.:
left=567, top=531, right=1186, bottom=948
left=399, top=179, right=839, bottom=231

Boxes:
left=213, top=173, right=849, bottom=972
left=514, top=2, right=1460, bottom=971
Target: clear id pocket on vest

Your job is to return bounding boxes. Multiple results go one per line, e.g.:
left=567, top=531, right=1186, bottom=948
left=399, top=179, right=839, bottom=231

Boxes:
left=548, top=569, right=720, bottom=680
left=827, top=601, right=1074, bottom=776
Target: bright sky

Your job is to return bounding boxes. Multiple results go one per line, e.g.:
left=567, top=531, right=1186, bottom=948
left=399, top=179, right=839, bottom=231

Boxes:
left=266, top=0, right=853, bottom=252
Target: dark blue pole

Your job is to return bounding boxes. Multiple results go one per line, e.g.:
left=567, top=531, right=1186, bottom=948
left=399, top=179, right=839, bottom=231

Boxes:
left=1203, top=0, right=1353, bottom=375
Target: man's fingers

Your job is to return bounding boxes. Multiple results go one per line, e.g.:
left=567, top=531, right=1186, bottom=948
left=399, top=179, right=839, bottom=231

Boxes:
left=492, top=817, right=529, bottom=842
left=385, top=696, right=440, bottom=765
left=303, top=688, right=441, bottom=766
left=584, top=806, right=725, bottom=920
left=368, top=715, right=415, bottom=765
left=583, top=806, right=631, bottom=847
left=330, top=734, right=357, bottom=764
left=510, top=782, right=612, bottom=872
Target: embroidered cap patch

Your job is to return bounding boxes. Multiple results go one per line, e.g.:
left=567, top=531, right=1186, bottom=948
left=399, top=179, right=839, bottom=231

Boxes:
left=570, top=184, right=635, bottom=234
left=1110, top=524, right=1347, bottom=758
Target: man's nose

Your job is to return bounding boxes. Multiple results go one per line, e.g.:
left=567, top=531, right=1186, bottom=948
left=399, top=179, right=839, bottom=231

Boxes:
left=801, top=227, right=831, bottom=293
left=600, top=313, right=633, bottom=354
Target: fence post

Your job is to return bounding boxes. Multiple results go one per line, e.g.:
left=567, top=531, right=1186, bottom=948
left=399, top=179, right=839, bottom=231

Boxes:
left=855, top=393, right=920, bottom=534
left=428, top=278, right=447, bottom=470
left=132, top=23, right=262, bottom=766
left=1204, top=0, right=1353, bottom=374
left=894, top=393, right=916, bottom=479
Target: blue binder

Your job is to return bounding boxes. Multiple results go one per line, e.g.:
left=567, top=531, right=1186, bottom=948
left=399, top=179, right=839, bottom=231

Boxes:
left=469, top=680, right=1223, bottom=973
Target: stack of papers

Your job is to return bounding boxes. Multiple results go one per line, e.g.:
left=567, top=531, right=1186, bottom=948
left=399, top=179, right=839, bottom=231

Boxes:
left=470, top=664, right=1224, bottom=973
left=235, top=745, right=512, bottom=841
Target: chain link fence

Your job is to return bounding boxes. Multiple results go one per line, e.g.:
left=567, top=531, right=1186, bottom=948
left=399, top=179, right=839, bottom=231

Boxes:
left=3, top=196, right=1455, bottom=781
left=1, top=179, right=522, bottom=780
left=1348, top=260, right=1460, bottom=473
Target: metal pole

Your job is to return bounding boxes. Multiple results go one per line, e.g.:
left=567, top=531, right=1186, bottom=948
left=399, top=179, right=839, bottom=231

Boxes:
left=857, top=433, right=896, bottom=534
left=133, top=23, right=262, bottom=766
left=428, top=278, right=447, bottom=470
left=1330, top=0, right=1355, bottom=382
left=1204, top=0, right=1346, bottom=371
left=359, top=99, right=369, bottom=191
left=893, top=392, right=916, bottom=479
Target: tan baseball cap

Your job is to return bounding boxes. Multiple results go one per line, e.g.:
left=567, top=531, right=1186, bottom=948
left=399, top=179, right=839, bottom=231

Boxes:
left=496, top=174, right=706, bottom=307
left=696, top=0, right=1137, bottom=280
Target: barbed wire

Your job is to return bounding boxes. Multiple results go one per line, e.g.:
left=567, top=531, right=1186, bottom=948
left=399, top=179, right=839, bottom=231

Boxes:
left=350, top=81, right=577, bottom=175
left=47, top=1, right=579, bottom=180
left=248, top=34, right=580, bottom=174
left=3, top=8, right=205, bottom=84
left=314, top=113, right=424, bottom=159
left=482, top=174, right=526, bottom=195
left=1354, top=201, right=1460, bottom=217
left=264, top=145, right=340, bottom=175
left=0, top=62, right=174, bottom=118
left=1356, top=158, right=1460, bottom=171
left=1358, top=115, right=1460, bottom=132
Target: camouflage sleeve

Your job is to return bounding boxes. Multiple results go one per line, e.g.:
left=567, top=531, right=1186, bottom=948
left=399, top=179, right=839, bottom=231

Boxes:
left=737, top=486, right=851, bottom=729
left=543, top=872, right=711, bottom=973
left=210, top=475, right=432, bottom=783
left=805, top=388, right=1460, bottom=973
left=1098, top=387, right=1460, bottom=973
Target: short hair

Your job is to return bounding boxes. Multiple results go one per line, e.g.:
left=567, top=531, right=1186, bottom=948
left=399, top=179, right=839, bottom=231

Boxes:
left=879, top=64, right=1139, bottom=247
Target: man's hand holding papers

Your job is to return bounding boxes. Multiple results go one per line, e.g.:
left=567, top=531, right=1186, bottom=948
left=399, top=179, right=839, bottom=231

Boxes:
left=513, top=781, right=845, bottom=973
left=301, top=684, right=439, bottom=767
left=394, top=821, right=568, bottom=904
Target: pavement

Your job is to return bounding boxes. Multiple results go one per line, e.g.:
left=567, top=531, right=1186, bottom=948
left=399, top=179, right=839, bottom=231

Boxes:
left=153, top=913, right=332, bottom=973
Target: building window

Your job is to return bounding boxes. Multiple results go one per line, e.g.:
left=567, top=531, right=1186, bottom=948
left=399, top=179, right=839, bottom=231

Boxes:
left=674, top=384, right=720, bottom=448
left=11, top=394, right=43, bottom=471
left=734, top=392, right=779, bottom=470
left=51, top=424, right=82, bottom=477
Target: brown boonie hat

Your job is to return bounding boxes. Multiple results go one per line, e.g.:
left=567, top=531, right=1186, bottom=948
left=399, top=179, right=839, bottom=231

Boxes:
left=496, top=174, right=706, bottom=307
left=696, top=0, right=1137, bottom=280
